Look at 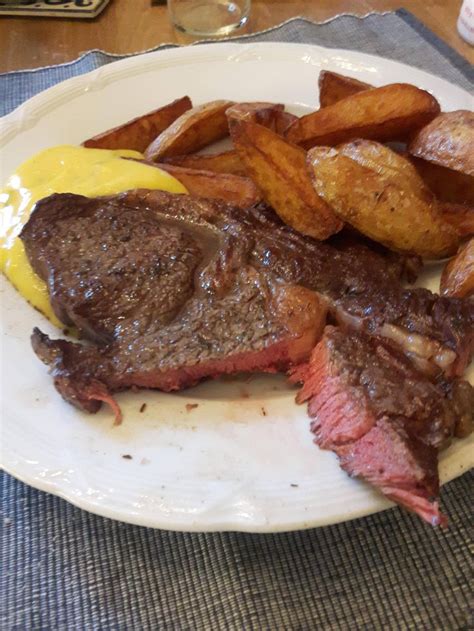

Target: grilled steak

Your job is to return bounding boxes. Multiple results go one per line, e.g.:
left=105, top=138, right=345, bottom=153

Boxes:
left=289, top=326, right=473, bottom=525
left=23, top=190, right=473, bottom=385
left=20, top=189, right=473, bottom=524
left=22, top=190, right=473, bottom=409
left=24, top=191, right=331, bottom=422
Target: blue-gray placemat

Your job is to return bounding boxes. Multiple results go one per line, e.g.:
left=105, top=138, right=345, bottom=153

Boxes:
left=1, top=11, right=473, bottom=631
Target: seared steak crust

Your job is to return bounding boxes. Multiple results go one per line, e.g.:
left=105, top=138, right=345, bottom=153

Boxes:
left=22, top=190, right=473, bottom=384
left=312, top=329, right=471, bottom=447
left=23, top=191, right=331, bottom=417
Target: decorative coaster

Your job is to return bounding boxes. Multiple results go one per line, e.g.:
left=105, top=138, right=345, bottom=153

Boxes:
left=0, top=0, right=110, bottom=19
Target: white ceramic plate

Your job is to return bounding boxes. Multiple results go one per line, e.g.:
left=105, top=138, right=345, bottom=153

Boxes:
left=1, top=43, right=472, bottom=532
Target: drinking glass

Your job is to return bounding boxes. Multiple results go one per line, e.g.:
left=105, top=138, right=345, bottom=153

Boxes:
left=168, top=0, right=251, bottom=37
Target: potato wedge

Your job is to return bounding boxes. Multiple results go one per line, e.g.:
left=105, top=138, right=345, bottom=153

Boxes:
left=339, top=139, right=432, bottom=201
left=229, top=118, right=342, bottom=240
left=83, top=96, right=192, bottom=152
left=440, top=239, right=474, bottom=297
left=226, top=102, right=284, bottom=126
left=154, top=163, right=261, bottom=208
left=307, top=142, right=458, bottom=258
left=286, top=84, right=441, bottom=149
left=161, top=150, right=246, bottom=176
left=408, top=110, right=474, bottom=176
left=145, top=100, right=234, bottom=161
left=226, top=102, right=297, bottom=135
left=439, top=204, right=474, bottom=238
left=274, top=110, right=298, bottom=135
left=318, top=70, right=372, bottom=107
left=410, top=156, right=474, bottom=205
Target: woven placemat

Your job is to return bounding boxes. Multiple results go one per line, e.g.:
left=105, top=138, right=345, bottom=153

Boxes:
left=1, top=11, right=473, bottom=630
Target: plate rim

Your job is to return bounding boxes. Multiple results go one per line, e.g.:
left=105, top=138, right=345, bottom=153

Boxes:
left=1, top=457, right=394, bottom=533
left=1, top=41, right=470, bottom=137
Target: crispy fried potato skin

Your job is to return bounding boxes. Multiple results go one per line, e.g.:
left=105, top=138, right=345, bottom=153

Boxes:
left=83, top=97, right=192, bottom=152
left=307, top=141, right=458, bottom=259
left=226, top=102, right=283, bottom=125
left=226, top=102, right=297, bottom=136
left=145, top=100, right=234, bottom=161
left=439, top=204, right=474, bottom=238
left=318, top=70, right=372, bottom=107
left=440, top=239, right=474, bottom=297
left=274, top=110, right=298, bottom=135
left=409, top=110, right=474, bottom=177
left=410, top=156, right=474, bottom=206
left=340, top=139, right=431, bottom=199
left=286, top=84, right=441, bottom=149
left=161, top=150, right=246, bottom=176
left=229, top=118, right=342, bottom=240
left=155, top=163, right=261, bottom=208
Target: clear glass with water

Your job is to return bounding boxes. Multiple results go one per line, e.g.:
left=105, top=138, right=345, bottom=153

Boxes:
left=168, top=0, right=251, bottom=37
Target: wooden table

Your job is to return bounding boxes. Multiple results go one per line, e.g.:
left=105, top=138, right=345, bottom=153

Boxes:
left=0, top=0, right=472, bottom=73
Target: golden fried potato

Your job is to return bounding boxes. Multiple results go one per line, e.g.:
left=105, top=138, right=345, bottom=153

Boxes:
left=226, top=102, right=297, bottom=136
left=274, top=110, right=298, bottom=135
left=439, top=204, right=474, bottom=238
left=226, top=102, right=284, bottom=127
left=318, top=70, right=372, bottom=107
left=339, top=139, right=431, bottom=200
left=307, top=141, right=458, bottom=258
left=145, top=100, right=234, bottom=161
left=410, top=156, right=474, bottom=206
left=229, top=118, right=342, bottom=240
left=409, top=110, right=474, bottom=176
left=226, top=101, right=298, bottom=136
left=155, top=163, right=261, bottom=208
left=440, top=239, right=474, bottom=297
left=82, top=96, right=192, bottom=152
left=161, top=150, right=246, bottom=176
left=286, top=84, right=441, bottom=149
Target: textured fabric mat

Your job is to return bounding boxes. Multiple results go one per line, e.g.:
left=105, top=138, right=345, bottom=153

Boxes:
left=1, top=11, right=473, bottom=630
left=1, top=9, right=473, bottom=116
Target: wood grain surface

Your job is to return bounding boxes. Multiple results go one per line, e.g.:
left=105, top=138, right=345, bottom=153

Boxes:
left=0, top=0, right=472, bottom=73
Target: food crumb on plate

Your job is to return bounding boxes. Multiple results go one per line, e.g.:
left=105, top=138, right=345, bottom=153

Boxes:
left=139, top=403, right=147, bottom=413
left=185, top=403, right=199, bottom=412
left=122, top=454, right=133, bottom=460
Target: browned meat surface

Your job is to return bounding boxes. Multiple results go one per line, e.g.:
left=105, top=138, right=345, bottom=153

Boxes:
left=289, top=326, right=473, bottom=525
left=23, top=191, right=331, bottom=420
left=22, top=191, right=473, bottom=407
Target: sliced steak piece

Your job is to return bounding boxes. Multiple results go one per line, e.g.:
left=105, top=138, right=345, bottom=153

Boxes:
left=289, top=326, right=474, bottom=525
left=336, top=420, right=443, bottom=526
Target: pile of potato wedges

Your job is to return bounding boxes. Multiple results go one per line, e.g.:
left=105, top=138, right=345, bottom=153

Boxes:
left=83, top=70, right=474, bottom=298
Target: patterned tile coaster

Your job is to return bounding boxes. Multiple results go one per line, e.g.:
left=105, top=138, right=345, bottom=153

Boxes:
left=0, top=0, right=110, bottom=19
